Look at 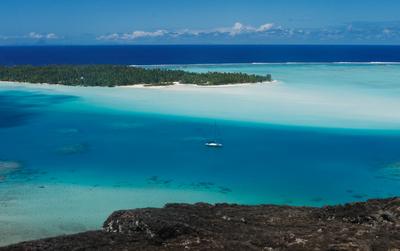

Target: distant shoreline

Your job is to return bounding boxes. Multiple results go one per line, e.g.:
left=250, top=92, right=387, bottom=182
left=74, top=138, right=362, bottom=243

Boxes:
left=136, top=61, right=400, bottom=67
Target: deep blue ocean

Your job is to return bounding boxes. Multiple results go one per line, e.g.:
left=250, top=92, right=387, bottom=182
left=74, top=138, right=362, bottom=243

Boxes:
left=1, top=45, right=400, bottom=65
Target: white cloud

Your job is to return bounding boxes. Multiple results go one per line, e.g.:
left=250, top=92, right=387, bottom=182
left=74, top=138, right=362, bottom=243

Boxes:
left=382, top=28, right=391, bottom=35
left=97, top=22, right=275, bottom=41
left=0, top=33, right=59, bottom=41
left=125, top=30, right=167, bottom=39
left=97, top=33, right=120, bottom=41
left=214, top=22, right=274, bottom=36
left=257, top=23, right=274, bottom=32
left=28, top=32, right=43, bottom=39
left=28, top=32, right=59, bottom=40
left=45, top=33, right=58, bottom=39
left=95, top=21, right=400, bottom=43
left=97, top=30, right=167, bottom=41
left=176, top=29, right=201, bottom=36
left=229, top=22, right=247, bottom=35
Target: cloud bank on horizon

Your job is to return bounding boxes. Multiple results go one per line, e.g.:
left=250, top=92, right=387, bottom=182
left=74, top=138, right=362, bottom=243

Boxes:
left=1, top=21, right=400, bottom=45
left=98, top=21, right=400, bottom=44
left=0, top=32, right=60, bottom=43
left=96, top=22, right=275, bottom=41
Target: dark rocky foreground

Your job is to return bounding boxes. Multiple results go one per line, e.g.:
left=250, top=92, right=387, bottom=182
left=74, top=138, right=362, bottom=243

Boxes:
left=2, top=198, right=400, bottom=251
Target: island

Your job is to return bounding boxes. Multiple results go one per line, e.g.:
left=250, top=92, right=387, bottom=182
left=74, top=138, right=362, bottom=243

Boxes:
left=0, top=65, right=272, bottom=87
left=2, top=198, right=400, bottom=250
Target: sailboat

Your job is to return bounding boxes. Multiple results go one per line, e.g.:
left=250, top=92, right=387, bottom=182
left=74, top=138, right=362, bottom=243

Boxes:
left=205, top=141, right=223, bottom=147
left=205, top=121, right=223, bottom=148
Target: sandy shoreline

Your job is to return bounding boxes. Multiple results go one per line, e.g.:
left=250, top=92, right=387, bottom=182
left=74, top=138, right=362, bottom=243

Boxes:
left=1, top=75, right=400, bottom=130
left=117, top=82, right=254, bottom=89
left=0, top=80, right=272, bottom=90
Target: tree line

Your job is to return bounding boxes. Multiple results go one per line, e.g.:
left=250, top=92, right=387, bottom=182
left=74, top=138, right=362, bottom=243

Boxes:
left=0, top=65, right=272, bottom=87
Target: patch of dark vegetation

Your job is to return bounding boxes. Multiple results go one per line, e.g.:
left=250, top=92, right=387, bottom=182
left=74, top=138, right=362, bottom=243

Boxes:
left=0, top=65, right=272, bottom=86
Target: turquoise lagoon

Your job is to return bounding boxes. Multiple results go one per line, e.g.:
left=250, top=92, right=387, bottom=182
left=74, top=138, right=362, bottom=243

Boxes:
left=1, top=63, right=400, bottom=245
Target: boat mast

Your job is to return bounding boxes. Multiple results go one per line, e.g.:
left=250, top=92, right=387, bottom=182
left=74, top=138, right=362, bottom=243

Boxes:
left=214, top=121, right=217, bottom=141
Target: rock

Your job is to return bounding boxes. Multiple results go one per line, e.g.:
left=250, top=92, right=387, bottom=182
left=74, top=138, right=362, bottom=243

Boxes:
left=2, top=197, right=400, bottom=250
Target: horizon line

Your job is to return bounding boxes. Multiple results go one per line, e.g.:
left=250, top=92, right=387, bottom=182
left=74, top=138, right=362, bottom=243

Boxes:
left=1, top=43, right=400, bottom=47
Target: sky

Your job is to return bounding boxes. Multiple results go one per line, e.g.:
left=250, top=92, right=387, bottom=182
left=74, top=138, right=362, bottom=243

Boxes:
left=1, top=0, right=400, bottom=45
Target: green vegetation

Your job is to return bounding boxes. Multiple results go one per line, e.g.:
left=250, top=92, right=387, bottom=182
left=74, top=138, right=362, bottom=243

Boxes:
left=0, top=65, right=272, bottom=87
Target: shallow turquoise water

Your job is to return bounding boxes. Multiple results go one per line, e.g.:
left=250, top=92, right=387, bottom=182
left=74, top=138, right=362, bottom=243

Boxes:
left=1, top=63, right=400, bottom=245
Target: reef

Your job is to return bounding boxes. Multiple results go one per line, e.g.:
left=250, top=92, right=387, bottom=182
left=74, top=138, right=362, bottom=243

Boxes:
left=146, top=176, right=232, bottom=195
left=55, top=143, right=90, bottom=155
left=0, top=161, right=22, bottom=182
left=0, top=161, right=21, bottom=172
left=2, top=197, right=400, bottom=250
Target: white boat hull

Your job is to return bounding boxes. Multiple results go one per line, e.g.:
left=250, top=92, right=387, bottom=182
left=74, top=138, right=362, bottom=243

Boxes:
left=205, top=142, right=223, bottom=147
